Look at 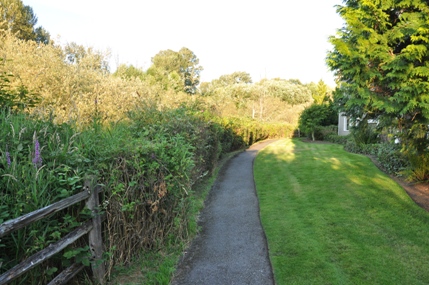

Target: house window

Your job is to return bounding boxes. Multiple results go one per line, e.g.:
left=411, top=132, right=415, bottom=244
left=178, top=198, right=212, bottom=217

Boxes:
left=344, top=116, right=349, bottom=131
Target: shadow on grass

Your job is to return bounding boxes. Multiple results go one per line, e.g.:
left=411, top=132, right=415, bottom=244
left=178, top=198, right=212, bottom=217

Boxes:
left=255, top=138, right=429, bottom=285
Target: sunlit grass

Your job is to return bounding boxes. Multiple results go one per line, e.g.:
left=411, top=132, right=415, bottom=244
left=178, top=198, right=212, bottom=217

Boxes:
left=255, top=138, right=429, bottom=284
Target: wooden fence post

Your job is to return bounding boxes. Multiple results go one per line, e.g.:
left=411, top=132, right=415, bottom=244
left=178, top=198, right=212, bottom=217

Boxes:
left=85, top=177, right=105, bottom=284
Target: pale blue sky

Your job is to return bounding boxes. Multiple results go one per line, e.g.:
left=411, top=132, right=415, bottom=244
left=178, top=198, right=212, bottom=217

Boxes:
left=23, top=0, right=344, bottom=86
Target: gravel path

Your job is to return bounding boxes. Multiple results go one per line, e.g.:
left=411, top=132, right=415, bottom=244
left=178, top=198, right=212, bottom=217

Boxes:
left=171, top=140, right=276, bottom=285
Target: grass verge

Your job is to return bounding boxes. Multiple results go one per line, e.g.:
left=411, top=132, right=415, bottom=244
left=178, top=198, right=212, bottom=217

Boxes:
left=254, top=138, right=429, bottom=284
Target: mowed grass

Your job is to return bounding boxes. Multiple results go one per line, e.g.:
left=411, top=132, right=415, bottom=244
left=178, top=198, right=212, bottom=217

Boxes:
left=254, top=139, right=429, bottom=285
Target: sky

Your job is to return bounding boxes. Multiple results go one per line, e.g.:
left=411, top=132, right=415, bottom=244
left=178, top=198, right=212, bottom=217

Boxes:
left=23, top=0, right=344, bottom=86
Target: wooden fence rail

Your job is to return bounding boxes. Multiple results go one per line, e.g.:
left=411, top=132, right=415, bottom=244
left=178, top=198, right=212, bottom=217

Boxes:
left=0, top=177, right=105, bottom=285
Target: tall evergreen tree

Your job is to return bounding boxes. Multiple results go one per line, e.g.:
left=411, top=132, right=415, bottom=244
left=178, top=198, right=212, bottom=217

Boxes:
left=308, top=79, right=332, bottom=105
left=327, top=0, right=429, bottom=153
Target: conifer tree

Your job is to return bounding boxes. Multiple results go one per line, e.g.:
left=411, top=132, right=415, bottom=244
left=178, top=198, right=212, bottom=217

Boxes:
left=327, top=0, right=429, bottom=153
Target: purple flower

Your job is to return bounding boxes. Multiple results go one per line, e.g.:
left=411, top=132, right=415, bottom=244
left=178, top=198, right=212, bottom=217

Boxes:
left=5, top=151, right=11, bottom=167
left=32, top=138, right=42, bottom=167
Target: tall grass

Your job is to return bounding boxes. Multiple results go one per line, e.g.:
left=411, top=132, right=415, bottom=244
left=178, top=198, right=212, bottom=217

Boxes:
left=0, top=111, right=89, bottom=284
left=255, top=139, right=429, bottom=284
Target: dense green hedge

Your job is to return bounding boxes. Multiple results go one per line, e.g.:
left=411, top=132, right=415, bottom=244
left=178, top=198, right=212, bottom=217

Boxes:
left=0, top=105, right=292, bottom=283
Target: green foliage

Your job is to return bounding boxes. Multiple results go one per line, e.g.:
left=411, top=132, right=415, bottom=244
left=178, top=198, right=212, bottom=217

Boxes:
left=215, top=71, right=252, bottom=86
left=327, top=0, right=429, bottom=154
left=298, top=103, right=337, bottom=141
left=343, top=140, right=378, bottom=156
left=149, top=47, right=203, bottom=94
left=307, top=79, right=333, bottom=105
left=63, top=42, right=109, bottom=72
left=201, top=71, right=253, bottom=96
left=113, top=63, right=145, bottom=80
left=327, top=0, right=429, bottom=182
left=329, top=134, right=409, bottom=177
left=216, top=116, right=295, bottom=145
left=200, top=75, right=312, bottom=123
left=0, top=111, right=90, bottom=284
left=350, top=119, right=379, bottom=145
left=377, top=142, right=409, bottom=175
left=404, top=152, right=429, bottom=182
left=258, top=78, right=312, bottom=106
left=312, top=125, right=338, bottom=141
left=0, top=66, right=39, bottom=112
left=0, top=10, right=313, bottom=283
left=86, top=104, right=292, bottom=277
left=325, top=133, right=350, bottom=145
left=0, top=0, right=50, bottom=43
left=63, top=246, right=91, bottom=266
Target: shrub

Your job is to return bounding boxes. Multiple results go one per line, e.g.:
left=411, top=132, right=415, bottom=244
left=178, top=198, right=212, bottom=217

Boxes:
left=298, top=103, right=337, bottom=141
left=337, top=135, right=410, bottom=178
left=343, top=139, right=380, bottom=156
left=350, top=120, right=379, bottom=145
left=1, top=101, right=297, bottom=283
left=343, top=120, right=380, bottom=156
left=0, top=68, right=39, bottom=112
left=360, top=143, right=380, bottom=156
left=376, top=143, right=409, bottom=175
left=325, top=133, right=350, bottom=145
left=402, top=152, right=429, bottom=182
left=312, top=125, right=338, bottom=141
left=216, top=116, right=295, bottom=146
left=344, top=139, right=363, bottom=154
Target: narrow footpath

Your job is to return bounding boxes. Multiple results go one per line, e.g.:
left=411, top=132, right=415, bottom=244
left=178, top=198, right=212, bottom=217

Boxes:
left=171, top=140, right=276, bottom=285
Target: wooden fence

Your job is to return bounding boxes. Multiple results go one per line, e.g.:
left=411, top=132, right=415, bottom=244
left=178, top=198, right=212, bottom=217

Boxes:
left=0, top=177, right=105, bottom=285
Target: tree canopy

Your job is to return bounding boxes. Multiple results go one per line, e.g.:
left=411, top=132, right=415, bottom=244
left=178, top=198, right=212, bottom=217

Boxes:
left=113, top=64, right=145, bottom=80
left=298, top=103, right=337, bottom=141
left=213, top=71, right=253, bottom=86
left=64, top=42, right=109, bottom=72
left=307, top=79, right=332, bottom=105
left=200, top=71, right=252, bottom=97
left=0, top=62, right=38, bottom=112
left=327, top=0, right=429, bottom=153
left=148, top=47, right=203, bottom=95
left=0, top=0, right=50, bottom=44
left=258, top=78, right=312, bottom=106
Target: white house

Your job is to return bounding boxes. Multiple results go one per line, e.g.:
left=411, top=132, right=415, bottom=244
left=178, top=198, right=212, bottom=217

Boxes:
left=338, top=112, right=350, bottom=136
left=338, top=112, right=379, bottom=136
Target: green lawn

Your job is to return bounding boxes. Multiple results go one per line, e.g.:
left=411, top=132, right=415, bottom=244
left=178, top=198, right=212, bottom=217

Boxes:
left=254, top=138, right=429, bottom=285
